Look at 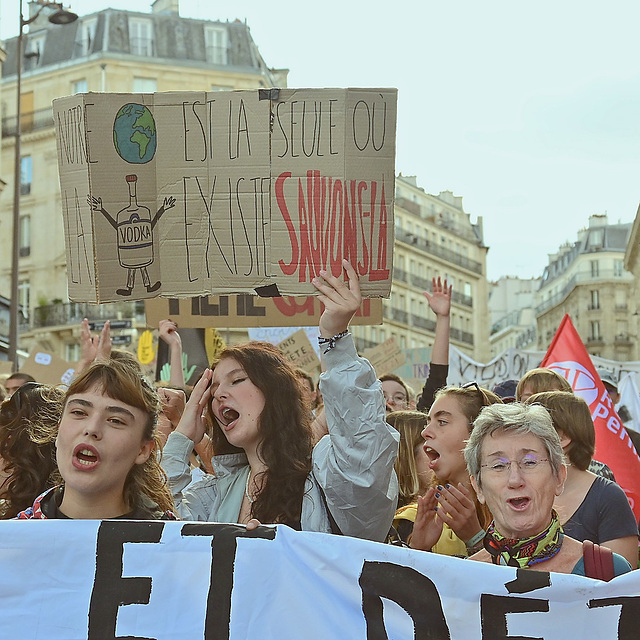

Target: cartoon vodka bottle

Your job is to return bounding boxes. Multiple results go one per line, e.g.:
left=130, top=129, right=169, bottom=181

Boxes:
left=116, top=174, right=154, bottom=268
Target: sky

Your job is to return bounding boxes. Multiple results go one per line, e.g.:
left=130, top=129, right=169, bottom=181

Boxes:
left=2, top=0, right=639, bottom=281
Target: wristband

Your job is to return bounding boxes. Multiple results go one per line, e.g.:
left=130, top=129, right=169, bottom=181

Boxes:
left=317, top=330, right=349, bottom=354
left=465, top=529, right=486, bottom=550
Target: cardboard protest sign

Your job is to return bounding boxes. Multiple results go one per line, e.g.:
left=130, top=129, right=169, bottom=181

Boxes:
left=363, top=336, right=406, bottom=375
left=20, top=348, right=75, bottom=386
left=144, top=295, right=382, bottom=328
left=0, top=520, right=637, bottom=640
left=277, top=329, right=321, bottom=373
left=53, top=89, right=396, bottom=303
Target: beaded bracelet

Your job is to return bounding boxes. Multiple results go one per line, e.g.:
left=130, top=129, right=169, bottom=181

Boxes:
left=465, top=529, right=486, bottom=551
left=317, top=330, right=349, bottom=353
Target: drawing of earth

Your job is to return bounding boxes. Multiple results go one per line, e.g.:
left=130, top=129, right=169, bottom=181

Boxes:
left=113, top=103, right=157, bottom=164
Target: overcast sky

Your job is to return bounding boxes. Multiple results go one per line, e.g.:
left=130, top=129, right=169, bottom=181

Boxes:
left=2, top=0, right=639, bottom=281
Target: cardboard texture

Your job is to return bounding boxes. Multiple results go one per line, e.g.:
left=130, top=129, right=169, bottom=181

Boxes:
left=277, top=329, right=321, bottom=373
left=20, top=349, right=75, bottom=386
left=53, top=89, right=397, bottom=303
left=363, top=336, right=406, bottom=375
left=144, top=295, right=382, bottom=328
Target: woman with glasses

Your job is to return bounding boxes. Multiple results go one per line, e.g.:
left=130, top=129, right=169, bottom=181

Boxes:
left=526, top=391, right=638, bottom=567
left=0, top=382, right=64, bottom=518
left=464, top=403, right=631, bottom=578
left=409, top=382, right=502, bottom=556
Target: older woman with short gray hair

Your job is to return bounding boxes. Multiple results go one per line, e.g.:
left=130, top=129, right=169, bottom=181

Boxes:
left=463, top=403, right=632, bottom=579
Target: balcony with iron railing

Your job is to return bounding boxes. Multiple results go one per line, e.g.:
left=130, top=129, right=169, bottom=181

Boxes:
left=2, top=107, right=54, bottom=138
left=30, top=301, right=146, bottom=329
left=395, top=229, right=483, bottom=274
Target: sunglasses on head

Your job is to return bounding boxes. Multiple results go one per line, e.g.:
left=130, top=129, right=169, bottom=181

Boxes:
left=460, top=380, right=492, bottom=407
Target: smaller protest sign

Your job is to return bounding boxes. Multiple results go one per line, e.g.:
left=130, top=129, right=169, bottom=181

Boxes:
left=277, top=329, right=321, bottom=373
left=145, top=296, right=382, bottom=329
left=363, top=336, right=406, bottom=375
left=20, top=348, right=75, bottom=386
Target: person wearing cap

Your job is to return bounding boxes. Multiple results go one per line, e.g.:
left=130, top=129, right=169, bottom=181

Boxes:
left=598, top=369, right=640, bottom=458
left=492, top=379, right=518, bottom=403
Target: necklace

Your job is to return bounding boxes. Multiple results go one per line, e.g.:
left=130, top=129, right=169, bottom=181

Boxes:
left=245, top=471, right=255, bottom=504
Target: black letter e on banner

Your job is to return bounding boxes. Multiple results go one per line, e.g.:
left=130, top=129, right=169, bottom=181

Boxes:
left=88, top=521, right=165, bottom=640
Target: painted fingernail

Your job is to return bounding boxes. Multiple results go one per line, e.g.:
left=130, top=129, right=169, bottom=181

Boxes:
left=434, top=506, right=438, bottom=511
left=445, top=484, right=450, bottom=489
left=319, top=270, right=327, bottom=277
left=436, top=485, right=443, bottom=490
left=435, top=493, right=440, bottom=499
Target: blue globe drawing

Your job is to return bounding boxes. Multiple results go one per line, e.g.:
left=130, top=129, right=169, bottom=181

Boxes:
left=113, top=103, right=157, bottom=164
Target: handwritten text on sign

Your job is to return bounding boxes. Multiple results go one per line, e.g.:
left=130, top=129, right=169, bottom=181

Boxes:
left=53, top=89, right=397, bottom=303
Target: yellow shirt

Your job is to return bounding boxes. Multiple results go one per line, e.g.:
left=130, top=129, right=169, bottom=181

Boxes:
left=394, top=502, right=468, bottom=557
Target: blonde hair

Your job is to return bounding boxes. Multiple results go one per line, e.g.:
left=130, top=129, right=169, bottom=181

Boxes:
left=387, top=410, right=428, bottom=506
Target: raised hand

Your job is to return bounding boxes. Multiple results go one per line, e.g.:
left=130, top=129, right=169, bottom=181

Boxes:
left=432, top=483, right=483, bottom=543
left=158, top=319, right=182, bottom=348
left=174, top=369, right=213, bottom=444
left=424, top=277, right=452, bottom=317
left=409, top=487, right=444, bottom=551
left=313, top=260, right=362, bottom=338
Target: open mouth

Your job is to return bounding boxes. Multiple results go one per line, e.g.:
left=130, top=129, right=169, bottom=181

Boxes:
left=424, top=445, right=440, bottom=468
left=508, top=497, right=531, bottom=510
left=72, top=444, right=100, bottom=469
left=220, top=407, right=240, bottom=428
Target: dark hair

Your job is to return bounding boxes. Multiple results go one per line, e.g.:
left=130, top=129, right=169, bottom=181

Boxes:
left=526, top=391, right=594, bottom=470
left=6, top=372, right=36, bottom=386
left=379, top=373, right=411, bottom=402
left=208, top=342, right=313, bottom=525
left=57, top=360, right=174, bottom=513
left=0, top=383, right=63, bottom=518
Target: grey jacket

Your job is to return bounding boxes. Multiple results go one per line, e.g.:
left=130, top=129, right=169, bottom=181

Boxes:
left=161, top=335, right=399, bottom=542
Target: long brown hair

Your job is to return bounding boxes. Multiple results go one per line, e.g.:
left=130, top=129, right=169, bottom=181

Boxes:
left=208, top=342, right=313, bottom=525
left=0, top=383, right=63, bottom=518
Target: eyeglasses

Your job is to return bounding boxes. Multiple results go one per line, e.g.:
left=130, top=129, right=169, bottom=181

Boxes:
left=480, top=455, right=550, bottom=475
left=384, top=393, right=408, bottom=406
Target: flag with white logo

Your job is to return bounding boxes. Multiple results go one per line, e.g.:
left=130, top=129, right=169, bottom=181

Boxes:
left=541, top=314, right=640, bottom=520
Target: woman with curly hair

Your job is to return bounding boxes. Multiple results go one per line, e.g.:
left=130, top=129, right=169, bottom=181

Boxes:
left=17, top=360, right=175, bottom=520
left=0, top=383, right=63, bottom=518
left=161, top=261, right=399, bottom=541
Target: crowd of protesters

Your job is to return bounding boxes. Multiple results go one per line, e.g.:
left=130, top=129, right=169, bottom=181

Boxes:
left=0, top=264, right=638, bottom=581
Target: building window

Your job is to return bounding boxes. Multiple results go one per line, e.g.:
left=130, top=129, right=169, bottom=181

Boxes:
left=66, top=343, right=81, bottom=362
left=590, top=260, right=599, bottom=277
left=20, top=156, right=32, bottom=195
left=77, top=17, right=97, bottom=56
left=614, top=260, right=624, bottom=277
left=72, top=79, right=88, bottom=94
left=590, top=290, right=599, bottom=310
left=205, top=26, right=228, bottom=64
left=590, top=321, right=600, bottom=341
left=18, top=279, right=30, bottom=320
left=19, top=215, right=31, bottom=257
left=24, top=33, right=45, bottom=69
left=129, top=18, right=153, bottom=56
left=133, top=77, right=157, bottom=93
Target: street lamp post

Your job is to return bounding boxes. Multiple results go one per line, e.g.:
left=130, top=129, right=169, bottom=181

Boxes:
left=8, top=0, right=77, bottom=371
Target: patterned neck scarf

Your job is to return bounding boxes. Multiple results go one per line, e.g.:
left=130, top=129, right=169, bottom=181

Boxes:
left=483, top=510, right=564, bottom=568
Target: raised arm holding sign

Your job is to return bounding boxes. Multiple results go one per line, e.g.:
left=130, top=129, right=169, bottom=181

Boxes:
left=162, top=261, right=399, bottom=541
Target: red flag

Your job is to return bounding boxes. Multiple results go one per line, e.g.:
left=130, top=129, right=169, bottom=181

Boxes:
left=540, top=314, right=640, bottom=520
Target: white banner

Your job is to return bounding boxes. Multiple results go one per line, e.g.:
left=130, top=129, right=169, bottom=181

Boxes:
left=0, top=520, right=638, bottom=639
